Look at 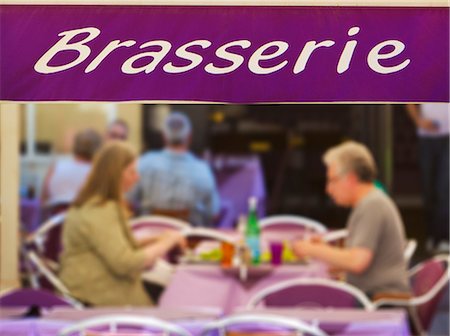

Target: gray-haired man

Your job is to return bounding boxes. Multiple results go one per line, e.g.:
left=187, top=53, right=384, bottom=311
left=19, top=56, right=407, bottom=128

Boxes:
left=293, top=141, right=410, bottom=300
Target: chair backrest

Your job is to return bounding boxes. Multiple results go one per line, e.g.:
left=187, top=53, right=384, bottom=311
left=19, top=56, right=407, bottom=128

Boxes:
left=403, top=239, right=417, bottom=264
left=408, top=254, right=450, bottom=330
left=259, top=215, right=327, bottom=242
left=23, top=212, right=67, bottom=291
left=181, top=227, right=236, bottom=255
left=150, top=208, right=191, bottom=222
left=26, top=212, right=67, bottom=262
left=246, top=278, right=374, bottom=310
left=0, top=288, right=73, bottom=308
left=182, top=227, right=236, bottom=244
left=59, top=314, right=192, bottom=336
left=25, top=250, right=83, bottom=309
left=373, top=254, right=449, bottom=332
left=130, top=215, right=190, bottom=236
left=200, top=313, right=327, bottom=336
left=322, top=229, right=348, bottom=244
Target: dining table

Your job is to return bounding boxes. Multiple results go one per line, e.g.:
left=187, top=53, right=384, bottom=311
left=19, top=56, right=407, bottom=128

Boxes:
left=158, top=262, right=329, bottom=314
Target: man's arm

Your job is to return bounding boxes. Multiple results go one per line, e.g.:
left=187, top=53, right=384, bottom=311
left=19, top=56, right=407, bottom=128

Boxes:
left=293, top=240, right=373, bottom=274
left=406, top=104, right=438, bottom=132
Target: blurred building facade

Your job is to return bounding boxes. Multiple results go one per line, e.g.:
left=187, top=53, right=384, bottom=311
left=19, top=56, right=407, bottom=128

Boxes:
left=21, top=104, right=426, bottom=242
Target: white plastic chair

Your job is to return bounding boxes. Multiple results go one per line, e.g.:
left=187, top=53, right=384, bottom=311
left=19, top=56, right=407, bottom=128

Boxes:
left=26, top=250, right=83, bottom=309
left=322, top=229, right=348, bottom=244
left=180, top=227, right=237, bottom=262
left=26, top=212, right=66, bottom=260
left=22, top=212, right=66, bottom=289
left=22, top=212, right=83, bottom=307
left=59, top=314, right=193, bottom=336
left=259, top=215, right=328, bottom=234
left=182, top=227, right=236, bottom=244
left=200, top=313, right=327, bottom=336
left=246, top=278, right=374, bottom=311
left=373, top=254, right=450, bottom=334
left=130, top=216, right=235, bottom=244
left=403, top=239, right=417, bottom=264
left=130, top=215, right=190, bottom=248
left=130, top=215, right=190, bottom=232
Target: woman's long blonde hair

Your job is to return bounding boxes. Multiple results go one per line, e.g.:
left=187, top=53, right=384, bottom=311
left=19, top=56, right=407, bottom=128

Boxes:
left=73, top=141, right=136, bottom=207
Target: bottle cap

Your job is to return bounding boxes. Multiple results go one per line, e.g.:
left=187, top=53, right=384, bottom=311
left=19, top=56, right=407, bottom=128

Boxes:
left=248, top=196, right=257, bottom=209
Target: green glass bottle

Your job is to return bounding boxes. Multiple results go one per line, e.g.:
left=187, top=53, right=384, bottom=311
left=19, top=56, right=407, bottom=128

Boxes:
left=245, top=197, right=261, bottom=265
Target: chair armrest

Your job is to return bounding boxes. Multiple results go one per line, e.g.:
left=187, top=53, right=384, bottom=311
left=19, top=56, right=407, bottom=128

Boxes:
left=322, top=229, right=348, bottom=243
left=373, top=298, right=411, bottom=309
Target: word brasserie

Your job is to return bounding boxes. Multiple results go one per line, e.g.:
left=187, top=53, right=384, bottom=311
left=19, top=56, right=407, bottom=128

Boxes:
left=35, top=26, right=411, bottom=76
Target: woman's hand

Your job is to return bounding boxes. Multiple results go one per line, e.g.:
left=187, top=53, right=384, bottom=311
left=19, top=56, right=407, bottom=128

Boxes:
left=161, top=230, right=187, bottom=250
left=136, top=234, right=159, bottom=247
left=141, top=230, right=187, bottom=268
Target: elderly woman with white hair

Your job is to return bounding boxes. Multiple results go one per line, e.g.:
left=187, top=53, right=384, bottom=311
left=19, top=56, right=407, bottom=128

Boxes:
left=293, top=140, right=411, bottom=301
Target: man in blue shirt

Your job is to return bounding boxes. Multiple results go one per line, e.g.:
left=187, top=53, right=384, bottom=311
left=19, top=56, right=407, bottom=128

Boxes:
left=129, top=112, right=220, bottom=227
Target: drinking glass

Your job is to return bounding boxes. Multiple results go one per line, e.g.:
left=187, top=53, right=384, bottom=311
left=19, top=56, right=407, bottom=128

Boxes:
left=270, top=241, right=283, bottom=266
left=221, top=241, right=235, bottom=268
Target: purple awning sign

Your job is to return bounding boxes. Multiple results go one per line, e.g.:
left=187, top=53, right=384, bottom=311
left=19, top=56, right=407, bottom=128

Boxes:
left=0, top=5, right=448, bottom=103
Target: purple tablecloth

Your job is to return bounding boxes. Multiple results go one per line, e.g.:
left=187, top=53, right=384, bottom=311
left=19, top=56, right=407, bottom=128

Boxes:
left=212, top=156, right=266, bottom=228
left=159, top=263, right=328, bottom=314
left=233, top=308, right=411, bottom=336
left=43, top=306, right=222, bottom=321
left=20, top=198, right=41, bottom=233
left=0, top=307, right=29, bottom=320
left=0, top=307, right=221, bottom=336
left=0, top=319, right=68, bottom=336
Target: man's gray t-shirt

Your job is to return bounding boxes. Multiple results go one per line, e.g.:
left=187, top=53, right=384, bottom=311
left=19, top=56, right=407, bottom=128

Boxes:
left=346, top=188, right=410, bottom=296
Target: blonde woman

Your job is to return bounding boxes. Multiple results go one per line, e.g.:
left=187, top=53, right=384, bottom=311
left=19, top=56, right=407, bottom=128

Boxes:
left=59, top=142, right=185, bottom=306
